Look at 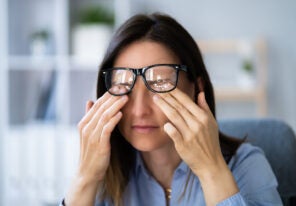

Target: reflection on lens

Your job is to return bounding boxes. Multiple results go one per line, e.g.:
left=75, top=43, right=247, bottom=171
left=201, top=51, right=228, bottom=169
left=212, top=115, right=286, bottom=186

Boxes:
left=145, top=66, right=177, bottom=92
left=109, top=84, right=130, bottom=95
left=106, top=69, right=134, bottom=95
left=150, top=80, right=174, bottom=91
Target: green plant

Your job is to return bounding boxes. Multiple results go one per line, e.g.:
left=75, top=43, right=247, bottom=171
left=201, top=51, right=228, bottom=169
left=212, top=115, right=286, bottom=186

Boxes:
left=79, top=5, right=114, bottom=25
left=242, top=59, right=254, bottom=73
left=31, top=29, right=49, bottom=40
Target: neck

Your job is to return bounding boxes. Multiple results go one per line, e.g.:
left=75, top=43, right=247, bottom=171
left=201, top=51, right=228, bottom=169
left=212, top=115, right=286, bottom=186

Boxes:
left=141, top=142, right=181, bottom=189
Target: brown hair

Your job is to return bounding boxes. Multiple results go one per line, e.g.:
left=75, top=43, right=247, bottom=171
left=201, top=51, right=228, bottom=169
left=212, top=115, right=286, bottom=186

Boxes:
left=96, top=13, right=243, bottom=205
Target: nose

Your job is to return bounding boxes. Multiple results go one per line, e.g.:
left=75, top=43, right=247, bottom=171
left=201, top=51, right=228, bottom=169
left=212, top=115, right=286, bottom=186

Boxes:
left=128, top=76, right=153, bottom=117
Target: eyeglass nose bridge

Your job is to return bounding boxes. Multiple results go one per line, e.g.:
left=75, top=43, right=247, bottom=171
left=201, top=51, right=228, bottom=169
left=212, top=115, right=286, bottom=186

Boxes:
left=129, top=67, right=158, bottom=93
left=132, top=68, right=145, bottom=76
left=131, top=68, right=148, bottom=85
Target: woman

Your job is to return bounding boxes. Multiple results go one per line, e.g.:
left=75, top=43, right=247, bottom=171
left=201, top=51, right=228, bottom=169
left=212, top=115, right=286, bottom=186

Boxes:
left=62, top=13, right=282, bottom=206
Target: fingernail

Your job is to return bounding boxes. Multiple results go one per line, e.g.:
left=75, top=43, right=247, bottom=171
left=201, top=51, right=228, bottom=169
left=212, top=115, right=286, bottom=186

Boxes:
left=117, top=111, right=122, bottom=117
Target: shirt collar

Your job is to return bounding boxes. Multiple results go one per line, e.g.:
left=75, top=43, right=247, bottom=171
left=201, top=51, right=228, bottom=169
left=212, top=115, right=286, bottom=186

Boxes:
left=134, top=151, right=189, bottom=178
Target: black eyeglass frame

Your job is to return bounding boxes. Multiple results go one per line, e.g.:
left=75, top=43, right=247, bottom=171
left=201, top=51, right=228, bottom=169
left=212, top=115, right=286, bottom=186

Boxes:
left=102, top=64, right=187, bottom=96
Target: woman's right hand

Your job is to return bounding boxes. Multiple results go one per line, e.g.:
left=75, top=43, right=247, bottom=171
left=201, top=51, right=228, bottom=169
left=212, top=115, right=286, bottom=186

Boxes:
left=77, top=92, right=128, bottom=183
left=65, top=92, right=128, bottom=206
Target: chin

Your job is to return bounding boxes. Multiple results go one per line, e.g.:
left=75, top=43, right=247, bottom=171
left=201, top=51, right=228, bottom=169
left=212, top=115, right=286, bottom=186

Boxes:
left=124, top=134, right=171, bottom=152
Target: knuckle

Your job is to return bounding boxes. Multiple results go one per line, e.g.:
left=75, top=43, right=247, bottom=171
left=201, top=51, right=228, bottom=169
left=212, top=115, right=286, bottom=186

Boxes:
left=212, top=120, right=218, bottom=129
left=102, top=124, right=112, bottom=135
left=99, top=102, right=107, bottom=111
left=176, top=142, right=185, bottom=152
left=197, top=112, right=208, bottom=124
left=192, top=123, right=202, bottom=134
left=169, top=108, right=179, bottom=119
left=194, top=123, right=202, bottom=131
left=89, top=136, right=98, bottom=145
left=174, top=103, right=183, bottom=113
left=94, top=97, right=104, bottom=108
left=77, top=121, right=85, bottom=131
left=100, top=113, right=110, bottom=125
left=201, top=115, right=217, bottom=130
left=101, top=112, right=109, bottom=121
left=81, top=126, right=91, bottom=137
left=204, top=117, right=212, bottom=127
left=184, top=136, right=197, bottom=147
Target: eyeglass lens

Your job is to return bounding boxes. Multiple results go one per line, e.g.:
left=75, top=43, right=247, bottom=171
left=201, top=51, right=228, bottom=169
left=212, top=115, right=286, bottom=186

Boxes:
left=105, top=65, right=178, bottom=95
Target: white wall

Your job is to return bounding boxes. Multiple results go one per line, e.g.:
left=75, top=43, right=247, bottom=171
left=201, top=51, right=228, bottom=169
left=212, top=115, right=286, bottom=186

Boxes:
left=130, top=0, right=296, bottom=131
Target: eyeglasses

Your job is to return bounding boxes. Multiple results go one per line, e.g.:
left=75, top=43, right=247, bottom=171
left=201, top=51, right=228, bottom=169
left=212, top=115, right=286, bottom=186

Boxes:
left=102, top=64, right=187, bottom=96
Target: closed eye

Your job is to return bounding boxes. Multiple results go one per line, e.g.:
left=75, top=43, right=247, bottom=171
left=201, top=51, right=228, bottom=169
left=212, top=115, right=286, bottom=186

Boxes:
left=112, top=82, right=133, bottom=86
left=147, top=79, right=172, bottom=85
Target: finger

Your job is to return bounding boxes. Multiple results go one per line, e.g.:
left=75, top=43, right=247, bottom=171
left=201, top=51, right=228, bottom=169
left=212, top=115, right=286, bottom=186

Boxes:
left=196, top=91, right=216, bottom=126
left=153, top=94, right=188, bottom=138
left=89, top=95, right=128, bottom=133
left=80, top=100, right=94, bottom=161
left=168, top=87, right=207, bottom=118
left=85, top=101, right=94, bottom=113
left=80, top=96, right=125, bottom=162
left=79, top=95, right=115, bottom=150
left=83, top=95, right=126, bottom=133
left=156, top=92, right=200, bottom=127
left=79, top=92, right=115, bottom=128
left=167, top=88, right=214, bottom=127
left=164, top=122, right=182, bottom=146
left=86, top=95, right=128, bottom=144
left=155, top=92, right=206, bottom=140
left=79, top=93, right=121, bottom=161
left=197, top=92, right=211, bottom=113
left=99, top=112, right=123, bottom=146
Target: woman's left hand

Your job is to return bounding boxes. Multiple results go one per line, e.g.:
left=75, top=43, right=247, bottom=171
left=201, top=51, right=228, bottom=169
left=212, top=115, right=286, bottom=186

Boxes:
left=153, top=88, right=224, bottom=177
left=153, top=88, right=239, bottom=205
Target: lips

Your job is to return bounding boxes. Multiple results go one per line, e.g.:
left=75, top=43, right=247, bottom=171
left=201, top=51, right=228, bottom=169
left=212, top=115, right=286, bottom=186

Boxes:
left=132, top=125, right=159, bottom=134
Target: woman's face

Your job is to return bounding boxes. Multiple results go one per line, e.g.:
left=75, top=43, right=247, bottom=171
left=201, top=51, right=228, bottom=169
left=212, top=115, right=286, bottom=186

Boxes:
left=115, top=40, right=195, bottom=152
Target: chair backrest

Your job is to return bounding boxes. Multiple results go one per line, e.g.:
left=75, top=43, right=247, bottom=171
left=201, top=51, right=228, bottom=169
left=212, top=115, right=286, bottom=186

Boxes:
left=218, top=118, right=296, bottom=204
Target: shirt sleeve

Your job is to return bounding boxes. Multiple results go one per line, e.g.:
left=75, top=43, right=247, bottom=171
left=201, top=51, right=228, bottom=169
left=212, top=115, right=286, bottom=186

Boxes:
left=219, top=143, right=283, bottom=206
left=58, top=198, right=107, bottom=206
left=217, top=193, right=247, bottom=206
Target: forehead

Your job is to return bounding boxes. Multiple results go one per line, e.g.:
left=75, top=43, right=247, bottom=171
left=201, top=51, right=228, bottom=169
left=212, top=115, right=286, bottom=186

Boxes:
left=113, top=40, right=180, bottom=68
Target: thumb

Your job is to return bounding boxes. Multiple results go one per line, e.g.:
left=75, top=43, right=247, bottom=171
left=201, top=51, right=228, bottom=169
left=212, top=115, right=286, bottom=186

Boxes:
left=197, top=92, right=210, bottom=112
left=85, top=100, right=94, bottom=113
left=164, top=122, right=182, bottom=145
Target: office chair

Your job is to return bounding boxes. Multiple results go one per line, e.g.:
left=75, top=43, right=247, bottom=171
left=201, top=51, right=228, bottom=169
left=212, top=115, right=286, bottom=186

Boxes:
left=219, top=118, right=296, bottom=206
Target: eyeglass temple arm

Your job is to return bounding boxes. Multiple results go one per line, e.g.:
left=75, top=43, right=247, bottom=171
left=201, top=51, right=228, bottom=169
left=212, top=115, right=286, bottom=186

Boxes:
left=179, top=65, right=187, bottom=72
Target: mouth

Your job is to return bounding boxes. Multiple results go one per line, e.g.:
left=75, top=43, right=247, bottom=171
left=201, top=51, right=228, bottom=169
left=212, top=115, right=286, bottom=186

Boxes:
left=131, top=125, right=159, bottom=134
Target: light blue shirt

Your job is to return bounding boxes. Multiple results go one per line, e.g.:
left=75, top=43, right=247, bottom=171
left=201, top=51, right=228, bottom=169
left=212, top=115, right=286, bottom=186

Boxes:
left=60, top=143, right=282, bottom=205
left=95, top=143, right=282, bottom=206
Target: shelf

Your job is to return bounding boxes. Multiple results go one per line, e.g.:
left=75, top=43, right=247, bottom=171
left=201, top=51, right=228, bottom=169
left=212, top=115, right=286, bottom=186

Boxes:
left=8, top=55, right=100, bottom=71
left=214, top=86, right=265, bottom=101
left=9, top=56, right=56, bottom=70
left=1, top=0, right=115, bottom=205
left=198, top=39, right=267, bottom=116
left=69, top=56, right=102, bottom=71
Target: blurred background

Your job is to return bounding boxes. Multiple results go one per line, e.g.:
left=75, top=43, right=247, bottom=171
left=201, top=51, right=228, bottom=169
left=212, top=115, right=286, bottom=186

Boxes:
left=0, top=0, right=295, bottom=205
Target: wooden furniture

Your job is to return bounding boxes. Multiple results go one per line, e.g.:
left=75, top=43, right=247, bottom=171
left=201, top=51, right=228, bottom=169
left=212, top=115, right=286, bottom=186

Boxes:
left=197, top=39, right=268, bottom=116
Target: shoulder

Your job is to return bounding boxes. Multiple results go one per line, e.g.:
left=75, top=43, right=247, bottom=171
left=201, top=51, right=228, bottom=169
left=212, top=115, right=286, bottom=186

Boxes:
left=228, top=142, right=265, bottom=169
left=228, top=143, right=274, bottom=178
left=228, top=143, right=280, bottom=198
